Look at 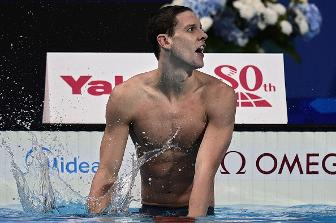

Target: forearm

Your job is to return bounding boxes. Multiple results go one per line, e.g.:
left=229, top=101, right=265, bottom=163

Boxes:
left=87, top=169, right=117, bottom=213
left=187, top=172, right=214, bottom=217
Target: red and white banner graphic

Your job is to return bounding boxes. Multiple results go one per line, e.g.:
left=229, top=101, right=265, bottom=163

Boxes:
left=43, top=53, right=287, bottom=124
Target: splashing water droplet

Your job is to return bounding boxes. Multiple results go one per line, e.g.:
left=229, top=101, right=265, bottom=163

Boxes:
left=2, top=133, right=86, bottom=215
left=3, top=129, right=181, bottom=216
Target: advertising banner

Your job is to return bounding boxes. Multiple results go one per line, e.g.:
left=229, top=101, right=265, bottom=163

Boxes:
left=1, top=131, right=335, bottom=207
left=43, top=53, right=287, bottom=124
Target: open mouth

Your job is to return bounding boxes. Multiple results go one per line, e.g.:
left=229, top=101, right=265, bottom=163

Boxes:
left=195, top=45, right=205, bottom=56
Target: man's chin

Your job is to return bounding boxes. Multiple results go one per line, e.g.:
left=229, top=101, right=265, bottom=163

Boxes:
left=182, top=59, right=204, bottom=71
left=193, top=62, right=204, bottom=69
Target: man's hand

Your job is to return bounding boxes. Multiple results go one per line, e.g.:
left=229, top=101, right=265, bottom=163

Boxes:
left=87, top=169, right=116, bottom=213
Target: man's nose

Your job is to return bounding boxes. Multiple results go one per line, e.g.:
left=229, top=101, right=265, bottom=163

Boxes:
left=199, top=29, right=208, bottom=41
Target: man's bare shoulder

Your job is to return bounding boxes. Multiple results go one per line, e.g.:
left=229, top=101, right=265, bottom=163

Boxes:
left=194, top=70, right=235, bottom=101
left=105, top=70, right=157, bottom=118
left=195, top=70, right=236, bottom=123
left=110, top=69, right=157, bottom=100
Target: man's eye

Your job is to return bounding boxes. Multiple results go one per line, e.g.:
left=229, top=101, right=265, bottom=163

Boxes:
left=187, top=27, right=194, bottom=32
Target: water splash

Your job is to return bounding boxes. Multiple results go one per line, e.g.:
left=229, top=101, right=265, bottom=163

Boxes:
left=3, top=138, right=56, bottom=213
left=2, top=134, right=86, bottom=215
left=2, top=129, right=180, bottom=216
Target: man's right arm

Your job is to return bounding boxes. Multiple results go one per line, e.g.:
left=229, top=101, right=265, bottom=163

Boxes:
left=87, top=85, right=133, bottom=213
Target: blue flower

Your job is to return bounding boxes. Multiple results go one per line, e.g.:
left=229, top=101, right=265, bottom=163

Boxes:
left=183, top=0, right=225, bottom=18
left=292, top=3, right=322, bottom=40
left=213, top=7, right=260, bottom=46
left=213, top=8, right=249, bottom=46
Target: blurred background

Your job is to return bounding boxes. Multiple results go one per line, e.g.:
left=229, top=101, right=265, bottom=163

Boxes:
left=0, top=0, right=335, bottom=131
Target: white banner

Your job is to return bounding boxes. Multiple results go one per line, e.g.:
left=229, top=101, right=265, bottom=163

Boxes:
left=1, top=131, right=335, bottom=207
left=43, top=53, right=287, bottom=124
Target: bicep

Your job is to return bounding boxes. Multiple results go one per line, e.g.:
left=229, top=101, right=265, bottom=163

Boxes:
left=196, top=86, right=236, bottom=174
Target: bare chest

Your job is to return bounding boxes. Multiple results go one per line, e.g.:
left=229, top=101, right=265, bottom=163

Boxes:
left=130, top=95, right=207, bottom=149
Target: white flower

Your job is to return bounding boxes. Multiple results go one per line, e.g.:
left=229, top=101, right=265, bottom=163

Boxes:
left=172, top=0, right=184, bottom=5
left=233, top=0, right=265, bottom=20
left=267, top=2, right=286, bottom=15
left=233, top=1, right=252, bottom=19
left=237, top=37, right=249, bottom=46
left=232, top=1, right=243, bottom=10
left=280, top=20, right=293, bottom=35
left=294, top=8, right=309, bottom=34
left=257, top=21, right=267, bottom=30
left=238, top=6, right=256, bottom=19
left=161, top=0, right=184, bottom=8
left=263, top=8, right=278, bottom=25
left=200, top=16, right=213, bottom=31
left=297, top=18, right=309, bottom=34
left=253, top=0, right=266, bottom=13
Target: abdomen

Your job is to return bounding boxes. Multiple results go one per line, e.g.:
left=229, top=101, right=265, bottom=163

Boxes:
left=139, top=148, right=196, bottom=206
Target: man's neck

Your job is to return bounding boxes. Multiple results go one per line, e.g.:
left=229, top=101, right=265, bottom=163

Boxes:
left=157, top=58, right=195, bottom=99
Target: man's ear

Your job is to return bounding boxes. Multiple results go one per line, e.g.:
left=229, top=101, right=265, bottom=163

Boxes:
left=157, top=34, right=172, bottom=50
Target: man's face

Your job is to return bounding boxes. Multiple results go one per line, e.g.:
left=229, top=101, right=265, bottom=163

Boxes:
left=169, top=11, right=208, bottom=69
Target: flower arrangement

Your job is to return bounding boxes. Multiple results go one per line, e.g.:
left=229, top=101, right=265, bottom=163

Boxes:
left=164, top=0, right=322, bottom=62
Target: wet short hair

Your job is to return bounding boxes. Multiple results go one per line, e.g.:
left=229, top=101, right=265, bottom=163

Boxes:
left=146, top=5, right=193, bottom=59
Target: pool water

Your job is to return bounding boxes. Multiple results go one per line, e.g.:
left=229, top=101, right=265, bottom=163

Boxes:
left=1, top=204, right=336, bottom=222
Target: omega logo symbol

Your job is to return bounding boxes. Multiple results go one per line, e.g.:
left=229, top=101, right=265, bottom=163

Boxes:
left=214, top=65, right=276, bottom=107
left=220, top=151, right=246, bottom=174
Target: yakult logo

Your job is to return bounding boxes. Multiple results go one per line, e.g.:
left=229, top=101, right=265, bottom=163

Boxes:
left=214, top=65, right=275, bottom=107
left=61, top=75, right=123, bottom=96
